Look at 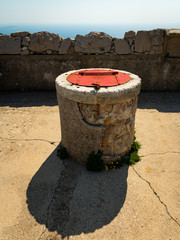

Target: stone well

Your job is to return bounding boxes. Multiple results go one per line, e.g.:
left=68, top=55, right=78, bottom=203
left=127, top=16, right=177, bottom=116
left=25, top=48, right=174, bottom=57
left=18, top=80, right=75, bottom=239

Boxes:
left=56, top=68, right=141, bottom=165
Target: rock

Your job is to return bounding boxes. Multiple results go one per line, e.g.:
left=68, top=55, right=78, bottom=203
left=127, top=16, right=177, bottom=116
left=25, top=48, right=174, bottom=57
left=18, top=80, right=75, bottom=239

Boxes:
left=59, top=38, right=72, bottom=54
left=22, top=37, right=30, bottom=46
left=149, top=46, right=164, bottom=55
left=124, top=31, right=136, bottom=51
left=29, top=31, right=61, bottom=53
left=135, top=31, right=151, bottom=53
left=22, top=46, right=27, bottom=51
left=11, top=31, right=30, bottom=38
left=166, top=29, right=180, bottom=57
left=128, top=39, right=134, bottom=46
left=114, top=39, right=131, bottom=54
left=124, top=31, right=136, bottom=39
left=150, top=29, right=165, bottom=46
left=47, top=50, right=52, bottom=54
left=75, top=32, right=112, bottom=54
left=20, top=49, right=29, bottom=55
left=167, top=29, right=180, bottom=36
left=0, top=35, right=21, bottom=54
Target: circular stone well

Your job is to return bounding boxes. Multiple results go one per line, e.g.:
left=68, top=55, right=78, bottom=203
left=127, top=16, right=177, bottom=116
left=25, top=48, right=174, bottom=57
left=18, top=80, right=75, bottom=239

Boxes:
left=55, top=68, right=141, bottom=165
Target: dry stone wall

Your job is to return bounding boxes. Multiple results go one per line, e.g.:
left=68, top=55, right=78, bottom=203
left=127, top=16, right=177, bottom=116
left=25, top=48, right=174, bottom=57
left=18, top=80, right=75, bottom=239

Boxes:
left=0, top=29, right=179, bottom=90
left=0, top=29, right=179, bottom=56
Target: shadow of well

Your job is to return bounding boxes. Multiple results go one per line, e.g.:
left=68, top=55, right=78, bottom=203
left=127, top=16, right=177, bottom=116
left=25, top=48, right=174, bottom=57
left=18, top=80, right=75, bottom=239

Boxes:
left=26, top=146, right=129, bottom=238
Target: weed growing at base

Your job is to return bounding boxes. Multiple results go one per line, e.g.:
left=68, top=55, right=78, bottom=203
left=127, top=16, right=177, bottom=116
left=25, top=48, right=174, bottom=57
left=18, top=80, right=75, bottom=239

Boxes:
left=57, top=135, right=141, bottom=171
left=87, top=134, right=141, bottom=171
left=57, top=145, right=69, bottom=159
left=86, top=150, right=104, bottom=171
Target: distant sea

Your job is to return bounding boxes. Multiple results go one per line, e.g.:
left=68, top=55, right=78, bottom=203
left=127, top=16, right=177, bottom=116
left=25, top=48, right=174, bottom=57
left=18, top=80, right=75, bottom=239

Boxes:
left=0, top=24, right=178, bottom=39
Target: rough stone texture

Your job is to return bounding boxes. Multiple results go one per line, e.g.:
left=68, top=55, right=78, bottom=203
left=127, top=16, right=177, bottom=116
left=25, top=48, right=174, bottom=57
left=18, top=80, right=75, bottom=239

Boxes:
left=75, top=32, right=112, bottom=54
left=79, top=97, right=137, bottom=162
left=47, top=50, right=52, bottom=55
left=124, top=31, right=136, bottom=51
left=166, top=29, right=180, bottom=57
left=57, top=94, right=137, bottom=164
left=29, top=31, right=61, bottom=53
left=114, top=38, right=131, bottom=54
left=149, top=29, right=165, bottom=55
left=0, top=54, right=180, bottom=91
left=150, top=45, right=164, bottom=55
left=56, top=69, right=140, bottom=164
left=57, top=95, right=105, bottom=165
left=22, top=36, right=30, bottom=46
left=124, top=31, right=136, bottom=39
left=20, top=49, right=29, bottom=55
left=135, top=31, right=151, bottom=53
left=59, top=38, right=72, bottom=54
left=150, top=29, right=165, bottom=46
left=0, top=29, right=179, bottom=57
left=11, top=31, right=30, bottom=38
left=21, top=47, right=29, bottom=55
left=0, top=35, right=21, bottom=54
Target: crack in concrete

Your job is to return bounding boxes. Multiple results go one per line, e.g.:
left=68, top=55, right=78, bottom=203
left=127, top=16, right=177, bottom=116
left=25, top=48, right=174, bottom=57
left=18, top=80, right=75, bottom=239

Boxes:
left=38, top=226, right=47, bottom=240
left=132, top=166, right=180, bottom=227
left=35, top=160, right=67, bottom=240
left=44, top=159, right=81, bottom=238
left=44, top=159, right=66, bottom=232
left=0, top=137, right=59, bottom=146
left=140, top=151, right=180, bottom=157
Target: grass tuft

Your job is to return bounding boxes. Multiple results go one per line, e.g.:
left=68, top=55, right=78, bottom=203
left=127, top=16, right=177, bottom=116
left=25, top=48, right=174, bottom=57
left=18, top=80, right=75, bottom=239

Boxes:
left=57, top=145, right=69, bottom=159
left=86, top=150, right=104, bottom=171
left=87, top=132, right=141, bottom=171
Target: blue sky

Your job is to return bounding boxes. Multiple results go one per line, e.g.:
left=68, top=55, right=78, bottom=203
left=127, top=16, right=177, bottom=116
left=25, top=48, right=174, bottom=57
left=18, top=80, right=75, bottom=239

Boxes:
left=0, top=0, right=180, bottom=26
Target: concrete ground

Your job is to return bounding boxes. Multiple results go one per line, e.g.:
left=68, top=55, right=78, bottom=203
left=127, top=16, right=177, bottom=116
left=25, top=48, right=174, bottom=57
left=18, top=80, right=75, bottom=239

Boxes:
left=0, top=91, right=179, bottom=240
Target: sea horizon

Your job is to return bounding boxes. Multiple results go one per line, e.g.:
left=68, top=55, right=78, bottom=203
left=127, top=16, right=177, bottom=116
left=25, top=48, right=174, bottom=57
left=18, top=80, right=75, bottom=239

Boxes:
left=0, top=23, right=179, bottom=39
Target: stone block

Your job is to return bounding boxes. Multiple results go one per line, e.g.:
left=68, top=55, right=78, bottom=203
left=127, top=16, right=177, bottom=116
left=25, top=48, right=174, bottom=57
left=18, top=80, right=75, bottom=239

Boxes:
left=59, top=38, right=72, bottom=54
left=75, top=32, right=112, bottom=54
left=166, top=29, right=180, bottom=57
left=168, top=29, right=180, bottom=36
left=22, top=37, right=30, bottom=46
left=20, top=49, right=29, bottom=55
left=124, top=31, right=136, bottom=39
left=114, top=39, right=130, bottom=54
left=22, top=46, right=27, bottom=51
left=29, top=31, right=61, bottom=53
left=135, top=31, right=151, bottom=53
left=11, top=31, right=30, bottom=38
left=149, top=46, right=164, bottom=55
left=46, top=50, right=52, bottom=54
left=0, top=35, right=21, bottom=54
left=150, top=29, right=165, bottom=46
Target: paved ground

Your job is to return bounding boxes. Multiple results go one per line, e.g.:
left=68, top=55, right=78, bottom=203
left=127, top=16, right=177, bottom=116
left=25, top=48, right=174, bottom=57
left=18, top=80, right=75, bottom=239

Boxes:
left=0, top=91, right=179, bottom=240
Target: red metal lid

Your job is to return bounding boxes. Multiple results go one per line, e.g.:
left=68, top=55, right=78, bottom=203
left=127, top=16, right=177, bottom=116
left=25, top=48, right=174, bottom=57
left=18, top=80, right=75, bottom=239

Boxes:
left=66, top=69, right=131, bottom=87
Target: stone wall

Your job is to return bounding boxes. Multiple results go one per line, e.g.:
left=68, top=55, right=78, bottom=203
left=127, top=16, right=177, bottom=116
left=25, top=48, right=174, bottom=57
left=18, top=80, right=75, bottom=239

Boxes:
left=0, top=29, right=180, bottom=91
left=79, top=97, right=138, bottom=163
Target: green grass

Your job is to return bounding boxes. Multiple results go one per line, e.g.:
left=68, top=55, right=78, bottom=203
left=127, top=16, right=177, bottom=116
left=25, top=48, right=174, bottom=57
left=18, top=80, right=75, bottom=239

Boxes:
left=57, top=145, right=69, bottom=159
left=87, top=133, right=141, bottom=171
left=57, top=134, right=141, bottom=171
left=86, top=150, right=105, bottom=171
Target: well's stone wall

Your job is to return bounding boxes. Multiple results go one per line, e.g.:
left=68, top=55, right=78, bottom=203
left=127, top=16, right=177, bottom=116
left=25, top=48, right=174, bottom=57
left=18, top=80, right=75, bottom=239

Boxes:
left=56, top=69, right=141, bottom=165
left=0, top=29, right=179, bottom=91
left=79, top=96, right=137, bottom=163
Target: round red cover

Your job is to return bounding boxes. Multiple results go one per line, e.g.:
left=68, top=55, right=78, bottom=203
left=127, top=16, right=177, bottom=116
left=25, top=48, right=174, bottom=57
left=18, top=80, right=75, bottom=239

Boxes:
left=67, top=69, right=131, bottom=87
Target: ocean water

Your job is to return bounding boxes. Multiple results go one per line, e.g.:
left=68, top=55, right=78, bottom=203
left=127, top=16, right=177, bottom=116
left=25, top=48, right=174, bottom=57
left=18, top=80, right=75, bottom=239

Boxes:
left=0, top=24, right=178, bottom=39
